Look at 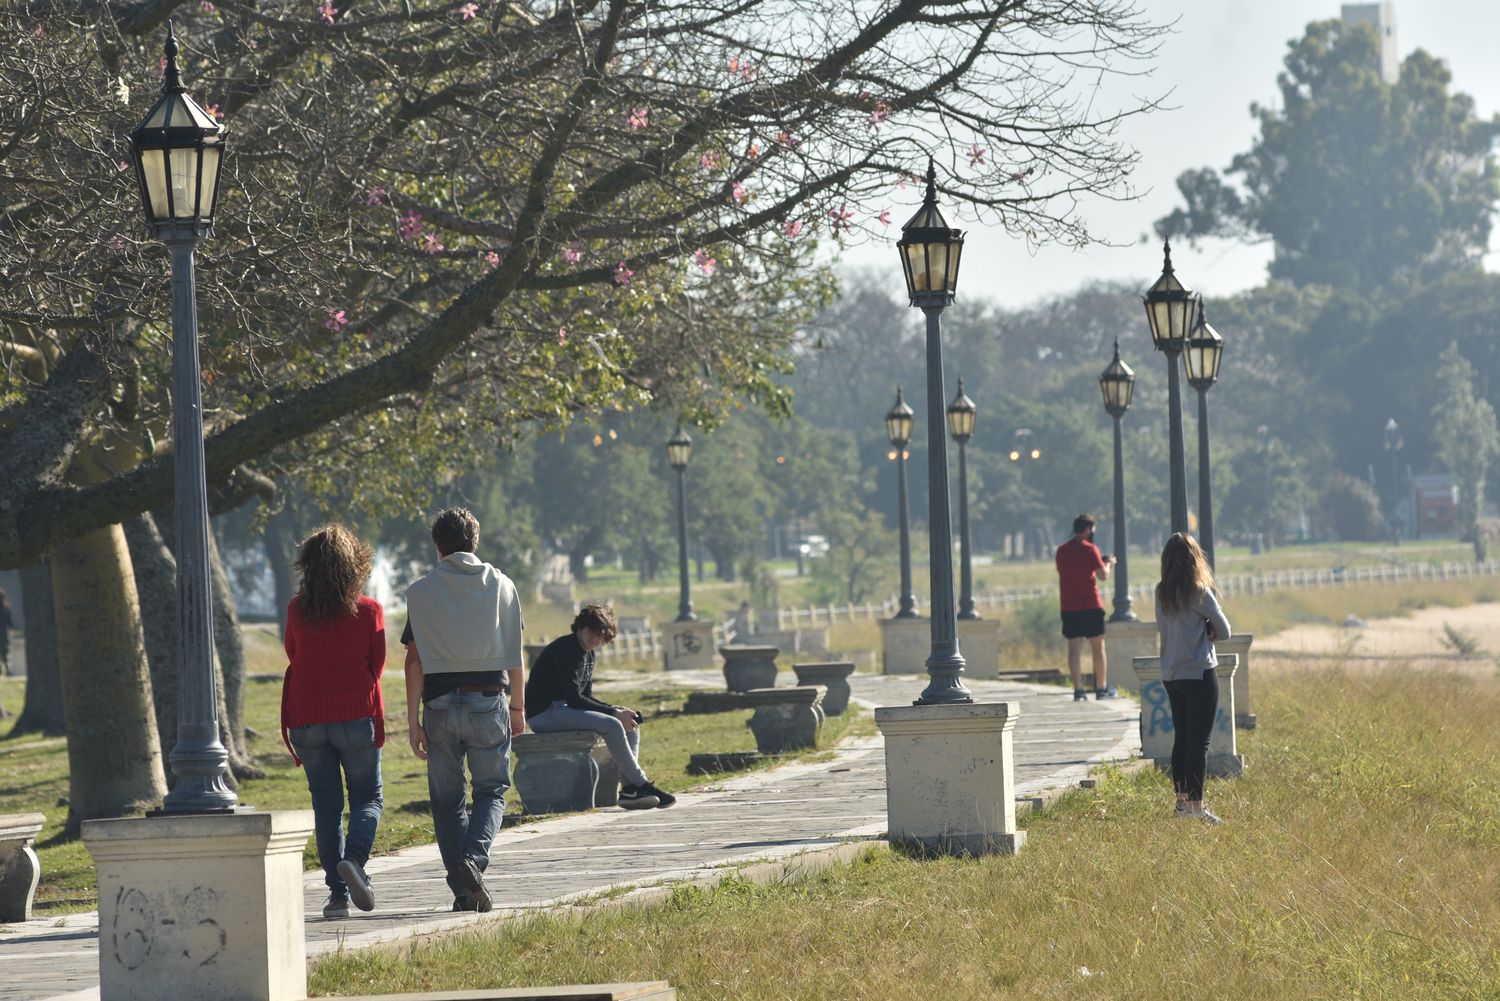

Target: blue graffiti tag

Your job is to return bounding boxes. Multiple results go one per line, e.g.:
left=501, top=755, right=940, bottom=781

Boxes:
left=1143, top=682, right=1174, bottom=737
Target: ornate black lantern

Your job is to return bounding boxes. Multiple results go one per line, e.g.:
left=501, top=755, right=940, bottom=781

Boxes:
left=896, top=161, right=965, bottom=306
left=1099, top=339, right=1136, bottom=417
left=1183, top=297, right=1225, bottom=390
left=666, top=425, right=693, bottom=470
left=1142, top=241, right=1194, bottom=351
left=885, top=387, right=914, bottom=447
left=946, top=378, right=977, bottom=443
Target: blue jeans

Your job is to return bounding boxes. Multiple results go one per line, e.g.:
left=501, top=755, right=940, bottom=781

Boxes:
left=289, top=717, right=383, bottom=894
left=423, top=691, right=511, bottom=897
left=529, top=701, right=648, bottom=786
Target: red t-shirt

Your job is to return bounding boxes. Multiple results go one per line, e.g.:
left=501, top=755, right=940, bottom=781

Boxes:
left=281, top=594, right=387, bottom=763
left=1055, top=537, right=1106, bottom=612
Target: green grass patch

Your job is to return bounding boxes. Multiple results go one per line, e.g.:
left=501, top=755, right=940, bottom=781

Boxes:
left=309, top=661, right=1500, bottom=999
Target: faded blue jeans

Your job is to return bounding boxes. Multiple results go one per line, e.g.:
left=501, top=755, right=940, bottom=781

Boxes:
left=289, top=717, right=383, bottom=894
left=528, top=700, right=648, bottom=787
left=422, top=691, right=511, bottom=898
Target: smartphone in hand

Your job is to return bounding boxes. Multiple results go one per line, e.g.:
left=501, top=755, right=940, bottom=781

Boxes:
left=632, top=711, right=644, bottom=724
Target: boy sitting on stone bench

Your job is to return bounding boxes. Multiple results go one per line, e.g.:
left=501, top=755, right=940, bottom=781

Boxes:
left=524, top=603, right=676, bottom=810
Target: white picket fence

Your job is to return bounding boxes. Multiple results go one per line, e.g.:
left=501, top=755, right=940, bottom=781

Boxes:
left=592, top=558, right=1500, bottom=660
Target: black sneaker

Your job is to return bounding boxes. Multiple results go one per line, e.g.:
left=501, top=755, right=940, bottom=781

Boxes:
left=618, top=783, right=661, bottom=810
left=456, top=857, right=492, bottom=913
left=1073, top=689, right=1089, bottom=702
left=639, top=781, right=676, bottom=809
left=322, top=891, right=350, bottom=920
left=451, top=895, right=477, bottom=912
left=337, top=858, right=375, bottom=912
left=1094, top=686, right=1119, bottom=700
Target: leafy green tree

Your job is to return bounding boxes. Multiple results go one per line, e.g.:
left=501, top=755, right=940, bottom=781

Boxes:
left=1217, top=432, right=1307, bottom=548
left=1319, top=474, right=1384, bottom=542
left=1157, top=19, right=1500, bottom=291
left=810, top=510, right=897, bottom=605
left=1431, top=343, right=1500, bottom=549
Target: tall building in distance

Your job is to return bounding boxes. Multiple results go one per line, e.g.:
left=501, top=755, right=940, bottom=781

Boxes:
left=1341, top=2, right=1399, bottom=83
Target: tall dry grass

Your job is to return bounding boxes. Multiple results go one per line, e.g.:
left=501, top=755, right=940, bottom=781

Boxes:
left=310, top=659, right=1500, bottom=1000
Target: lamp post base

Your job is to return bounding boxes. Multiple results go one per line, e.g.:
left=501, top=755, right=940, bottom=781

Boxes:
left=915, top=648, right=973, bottom=705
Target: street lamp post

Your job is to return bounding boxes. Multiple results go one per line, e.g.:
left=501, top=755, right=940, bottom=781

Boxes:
left=130, top=22, right=235, bottom=813
left=1184, top=297, right=1225, bottom=570
left=886, top=388, right=919, bottom=618
left=1384, top=419, right=1404, bottom=543
left=1099, top=340, right=1137, bottom=622
left=1142, top=241, right=1194, bottom=535
left=666, top=425, right=696, bottom=622
left=947, top=379, right=978, bottom=620
left=897, top=160, right=972, bottom=706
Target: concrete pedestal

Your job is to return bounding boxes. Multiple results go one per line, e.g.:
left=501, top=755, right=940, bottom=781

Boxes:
left=1133, top=654, right=1244, bottom=778
left=879, top=616, right=929, bottom=674
left=82, top=809, right=315, bottom=1001
left=1215, top=633, right=1256, bottom=729
left=744, top=686, right=825, bottom=752
left=790, top=662, right=855, bottom=716
left=513, top=731, right=602, bottom=813
left=0, top=812, right=45, bottom=921
left=956, top=619, right=1001, bottom=679
left=1103, top=618, right=1157, bottom=692
left=663, top=620, right=717, bottom=672
left=873, top=702, right=1026, bottom=856
left=719, top=644, right=780, bottom=692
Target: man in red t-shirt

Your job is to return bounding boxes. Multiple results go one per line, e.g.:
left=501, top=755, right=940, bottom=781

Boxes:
left=1055, top=513, right=1117, bottom=701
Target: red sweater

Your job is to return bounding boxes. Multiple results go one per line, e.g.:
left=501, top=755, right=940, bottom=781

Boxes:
left=281, top=594, right=386, bottom=764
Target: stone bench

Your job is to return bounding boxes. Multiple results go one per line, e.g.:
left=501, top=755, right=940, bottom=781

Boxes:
left=511, top=732, right=620, bottom=815
left=790, top=662, right=855, bottom=716
left=719, top=644, right=781, bottom=692
left=1215, top=633, right=1256, bottom=729
left=0, top=812, right=45, bottom=921
left=742, top=686, right=826, bottom=753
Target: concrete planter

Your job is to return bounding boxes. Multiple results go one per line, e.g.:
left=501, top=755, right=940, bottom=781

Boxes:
left=719, top=644, right=780, bottom=692
left=513, top=731, right=604, bottom=813
left=1215, top=633, right=1256, bottom=728
left=790, top=662, right=856, bottom=715
left=1133, top=654, right=1244, bottom=778
left=743, top=686, right=825, bottom=752
left=1103, top=618, right=1157, bottom=692
left=955, top=619, right=1001, bottom=679
left=0, top=812, right=45, bottom=921
left=874, top=702, right=1026, bottom=856
left=664, top=620, right=718, bottom=672
left=879, top=616, right=929, bottom=674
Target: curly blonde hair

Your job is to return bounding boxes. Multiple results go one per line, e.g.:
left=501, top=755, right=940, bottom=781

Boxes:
left=1156, top=532, right=1216, bottom=616
left=294, top=524, right=373, bottom=623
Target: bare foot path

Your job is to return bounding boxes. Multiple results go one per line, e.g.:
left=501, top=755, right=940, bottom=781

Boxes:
left=3, top=673, right=1136, bottom=1001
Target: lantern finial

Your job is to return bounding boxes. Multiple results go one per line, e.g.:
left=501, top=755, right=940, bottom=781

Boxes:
left=1162, top=238, right=1173, bottom=274
left=924, top=158, right=937, bottom=204
left=163, top=20, right=183, bottom=93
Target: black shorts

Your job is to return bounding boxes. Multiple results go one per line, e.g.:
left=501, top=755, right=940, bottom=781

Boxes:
left=1060, top=608, right=1106, bottom=639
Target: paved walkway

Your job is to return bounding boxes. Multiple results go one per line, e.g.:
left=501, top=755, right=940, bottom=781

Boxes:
left=3, top=673, right=1138, bottom=1001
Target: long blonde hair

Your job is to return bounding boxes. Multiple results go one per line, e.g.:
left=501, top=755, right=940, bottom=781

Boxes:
left=1156, top=532, right=1216, bottom=615
left=294, top=524, right=373, bottom=623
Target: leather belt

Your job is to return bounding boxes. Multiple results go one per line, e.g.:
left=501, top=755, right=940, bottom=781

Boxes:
left=455, top=685, right=503, bottom=695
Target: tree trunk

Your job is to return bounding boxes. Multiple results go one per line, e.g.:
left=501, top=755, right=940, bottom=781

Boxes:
left=264, top=506, right=298, bottom=641
left=13, top=560, right=65, bottom=735
left=51, top=524, right=167, bottom=831
left=209, top=528, right=262, bottom=779
left=123, top=514, right=180, bottom=768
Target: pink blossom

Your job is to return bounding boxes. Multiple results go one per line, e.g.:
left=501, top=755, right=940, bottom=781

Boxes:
left=562, top=241, right=583, bottom=265
left=699, top=150, right=721, bottom=171
left=324, top=309, right=349, bottom=332
left=422, top=232, right=445, bottom=255
left=867, top=100, right=891, bottom=129
left=966, top=143, right=987, bottom=167
left=727, top=56, right=741, bottom=77
left=365, top=187, right=387, bottom=206
left=746, top=142, right=761, bottom=159
left=782, top=220, right=803, bottom=239
left=898, top=171, right=919, bottom=191
left=458, top=2, right=478, bottom=18
left=694, top=249, right=717, bottom=275
left=205, top=104, right=223, bottom=121
left=557, top=326, right=568, bottom=344
left=109, top=235, right=126, bottom=251
left=319, top=2, right=337, bottom=24
left=200, top=0, right=216, bottom=11
left=612, top=261, right=634, bottom=286
left=628, top=107, right=648, bottom=130
left=730, top=181, right=747, bottom=204
left=484, top=251, right=500, bottom=267
left=775, top=130, right=797, bottom=149
left=399, top=210, right=423, bottom=240
left=159, top=56, right=167, bottom=73
left=1008, top=168, right=1034, bottom=183
left=827, top=204, right=854, bottom=234
left=33, top=23, right=43, bottom=35
left=118, top=160, right=131, bottom=172
left=877, top=208, right=891, bottom=227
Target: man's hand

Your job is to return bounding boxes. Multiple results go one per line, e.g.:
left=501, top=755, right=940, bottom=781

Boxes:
left=408, top=721, right=429, bottom=760
left=614, top=706, right=640, bottom=732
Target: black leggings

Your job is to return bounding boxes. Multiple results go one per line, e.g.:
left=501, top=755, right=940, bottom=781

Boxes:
left=1164, top=668, right=1219, bottom=801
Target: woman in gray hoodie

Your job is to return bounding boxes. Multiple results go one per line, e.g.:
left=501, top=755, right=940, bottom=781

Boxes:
left=1155, top=532, right=1232, bottom=824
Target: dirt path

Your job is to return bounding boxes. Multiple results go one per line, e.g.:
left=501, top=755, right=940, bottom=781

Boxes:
left=1259, top=600, right=1500, bottom=669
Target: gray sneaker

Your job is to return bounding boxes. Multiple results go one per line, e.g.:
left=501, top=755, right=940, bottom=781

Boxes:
left=457, top=857, right=493, bottom=912
left=337, top=858, right=375, bottom=912
left=322, top=892, right=350, bottom=920
left=1190, top=807, right=1224, bottom=825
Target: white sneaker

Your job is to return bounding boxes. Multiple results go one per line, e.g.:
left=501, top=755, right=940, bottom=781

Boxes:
left=1190, top=806, right=1224, bottom=825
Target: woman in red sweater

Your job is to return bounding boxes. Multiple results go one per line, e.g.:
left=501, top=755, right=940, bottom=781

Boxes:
left=281, top=524, right=386, bottom=920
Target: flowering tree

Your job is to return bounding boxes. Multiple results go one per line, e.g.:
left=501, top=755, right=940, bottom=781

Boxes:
left=0, top=0, right=1162, bottom=820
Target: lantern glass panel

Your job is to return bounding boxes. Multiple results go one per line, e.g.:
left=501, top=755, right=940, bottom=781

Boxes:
left=199, top=145, right=222, bottom=217
left=140, top=149, right=169, bottom=220
left=169, top=147, right=199, bottom=217
left=886, top=410, right=913, bottom=446
left=945, top=242, right=963, bottom=294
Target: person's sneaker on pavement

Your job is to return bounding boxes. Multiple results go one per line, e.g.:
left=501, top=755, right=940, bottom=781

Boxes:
left=336, top=858, right=375, bottom=912
left=618, top=783, right=661, bottom=810
left=1094, top=686, right=1119, bottom=700
left=451, top=894, right=477, bottom=912
left=322, top=891, right=350, bottom=920
left=457, top=856, right=493, bottom=912
left=639, top=781, right=676, bottom=809
left=1073, top=689, right=1089, bottom=702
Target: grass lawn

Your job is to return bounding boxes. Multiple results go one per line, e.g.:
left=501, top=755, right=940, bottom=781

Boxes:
left=308, top=657, right=1500, bottom=999
left=0, top=663, right=865, bottom=916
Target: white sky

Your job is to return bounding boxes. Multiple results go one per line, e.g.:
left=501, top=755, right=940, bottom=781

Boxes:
left=839, top=0, right=1500, bottom=307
